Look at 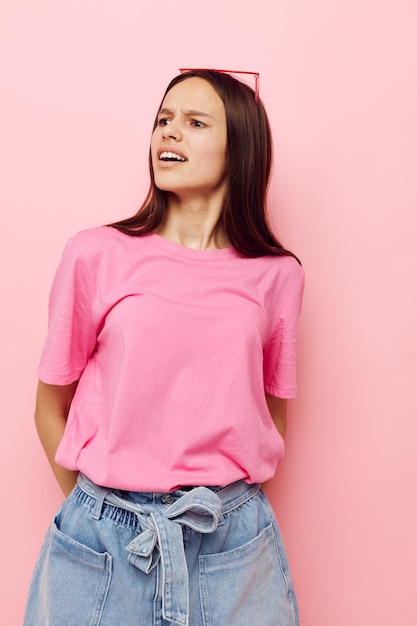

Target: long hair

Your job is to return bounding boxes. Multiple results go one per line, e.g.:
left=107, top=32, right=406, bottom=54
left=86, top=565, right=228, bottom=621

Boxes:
left=110, top=70, right=299, bottom=261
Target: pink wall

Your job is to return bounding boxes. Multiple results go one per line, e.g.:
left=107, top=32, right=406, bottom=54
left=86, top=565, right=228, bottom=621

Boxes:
left=1, top=1, right=416, bottom=623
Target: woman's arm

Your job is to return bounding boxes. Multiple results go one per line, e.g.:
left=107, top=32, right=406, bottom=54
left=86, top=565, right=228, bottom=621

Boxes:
left=262, top=395, right=288, bottom=492
left=34, top=380, right=79, bottom=496
left=265, top=394, right=287, bottom=438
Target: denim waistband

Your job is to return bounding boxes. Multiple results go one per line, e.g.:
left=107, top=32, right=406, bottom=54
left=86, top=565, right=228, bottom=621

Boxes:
left=77, top=474, right=260, bottom=626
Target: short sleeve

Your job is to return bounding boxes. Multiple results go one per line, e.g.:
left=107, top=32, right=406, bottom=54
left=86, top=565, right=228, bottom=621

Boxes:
left=263, top=266, right=305, bottom=398
left=37, top=239, right=97, bottom=385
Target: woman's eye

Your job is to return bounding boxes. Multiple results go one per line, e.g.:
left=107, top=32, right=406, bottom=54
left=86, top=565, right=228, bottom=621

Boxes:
left=191, top=120, right=205, bottom=128
left=158, top=118, right=170, bottom=126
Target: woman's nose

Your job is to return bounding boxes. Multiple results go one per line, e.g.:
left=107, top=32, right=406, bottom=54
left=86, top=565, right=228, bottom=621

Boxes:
left=162, top=120, right=181, bottom=141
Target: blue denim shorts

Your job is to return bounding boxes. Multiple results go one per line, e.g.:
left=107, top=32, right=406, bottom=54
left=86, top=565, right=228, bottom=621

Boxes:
left=24, top=474, right=299, bottom=625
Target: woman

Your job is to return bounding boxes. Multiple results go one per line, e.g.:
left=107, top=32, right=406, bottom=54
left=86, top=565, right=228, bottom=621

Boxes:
left=24, top=69, right=304, bottom=625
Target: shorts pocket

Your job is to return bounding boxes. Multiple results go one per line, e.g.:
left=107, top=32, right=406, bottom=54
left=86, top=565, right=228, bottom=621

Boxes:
left=199, top=522, right=296, bottom=626
left=24, top=520, right=112, bottom=626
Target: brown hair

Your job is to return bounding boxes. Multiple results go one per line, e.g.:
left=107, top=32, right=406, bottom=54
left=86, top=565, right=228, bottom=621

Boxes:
left=110, top=70, right=299, bottom=261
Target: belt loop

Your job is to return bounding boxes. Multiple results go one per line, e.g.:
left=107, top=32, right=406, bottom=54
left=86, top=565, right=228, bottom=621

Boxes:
left=91, top=486, right=112, bottom=520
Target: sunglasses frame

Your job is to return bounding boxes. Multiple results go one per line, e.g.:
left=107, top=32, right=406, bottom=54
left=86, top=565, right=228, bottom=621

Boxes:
left=178, top=68, right=260, bottom=103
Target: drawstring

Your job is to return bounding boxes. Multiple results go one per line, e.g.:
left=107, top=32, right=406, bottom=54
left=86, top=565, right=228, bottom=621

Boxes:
left=77, top=474, right=259, bottom=626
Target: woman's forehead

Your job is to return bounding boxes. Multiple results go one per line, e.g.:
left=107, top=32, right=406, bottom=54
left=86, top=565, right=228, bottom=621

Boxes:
left=161, top=77, right=224, bottom=116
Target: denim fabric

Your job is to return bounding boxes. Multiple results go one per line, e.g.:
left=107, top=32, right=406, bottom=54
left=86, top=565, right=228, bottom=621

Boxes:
left=24, top=474, right=299, bottom=626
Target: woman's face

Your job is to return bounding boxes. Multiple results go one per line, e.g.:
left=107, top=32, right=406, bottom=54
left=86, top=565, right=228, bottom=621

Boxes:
left=151, top=77, right=227, bottom=202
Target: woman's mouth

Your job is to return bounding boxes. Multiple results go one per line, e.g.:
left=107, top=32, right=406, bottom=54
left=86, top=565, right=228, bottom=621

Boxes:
left=159, top=151, right=187, bottom=162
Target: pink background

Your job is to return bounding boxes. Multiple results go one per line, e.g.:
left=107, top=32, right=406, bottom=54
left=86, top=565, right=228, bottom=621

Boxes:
left=1, top=1, right=416, bottom=624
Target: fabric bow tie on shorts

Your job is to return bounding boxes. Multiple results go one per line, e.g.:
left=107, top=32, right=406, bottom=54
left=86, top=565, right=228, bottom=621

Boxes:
left=97, top=486, right=224, bottom=626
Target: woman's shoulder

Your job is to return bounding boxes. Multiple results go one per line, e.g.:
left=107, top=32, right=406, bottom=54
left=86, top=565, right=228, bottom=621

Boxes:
left=55, top=227, right=144, bottom=276
left=68, top=225, right=125, bottom=249
left=257, top=252, right=305, bottom=282
left=66, top=225, right=144, bottom=260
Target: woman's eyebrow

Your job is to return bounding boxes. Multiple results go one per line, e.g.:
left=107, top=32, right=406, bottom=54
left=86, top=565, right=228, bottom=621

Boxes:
left=183, top=109, right=214, bottom=118
left=158, top=107, right=214, bottom=119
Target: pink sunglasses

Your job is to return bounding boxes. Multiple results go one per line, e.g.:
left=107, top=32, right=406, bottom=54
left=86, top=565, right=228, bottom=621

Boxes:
left=179, top=68, right=260, bottom=103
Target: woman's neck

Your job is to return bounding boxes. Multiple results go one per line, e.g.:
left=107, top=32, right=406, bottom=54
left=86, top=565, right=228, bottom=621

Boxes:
left=157, top=196, right=230, bottom=250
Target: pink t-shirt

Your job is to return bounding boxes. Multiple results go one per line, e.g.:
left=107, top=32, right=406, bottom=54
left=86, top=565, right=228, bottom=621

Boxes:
left=38, top=226, right=304, bottom=491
